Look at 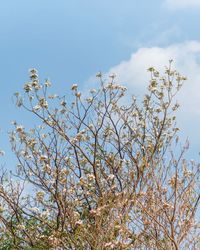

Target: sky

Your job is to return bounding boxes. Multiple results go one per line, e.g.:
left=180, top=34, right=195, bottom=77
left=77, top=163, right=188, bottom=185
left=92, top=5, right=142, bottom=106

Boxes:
left=1, top=0, right=200, bottom=168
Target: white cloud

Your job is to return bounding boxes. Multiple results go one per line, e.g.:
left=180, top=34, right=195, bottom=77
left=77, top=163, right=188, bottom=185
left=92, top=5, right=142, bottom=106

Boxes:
left=107, top=41, right=200, bottom=152
left=165, top=0, right=200, bottom=9
left=108, top=41, right=200, bottom=113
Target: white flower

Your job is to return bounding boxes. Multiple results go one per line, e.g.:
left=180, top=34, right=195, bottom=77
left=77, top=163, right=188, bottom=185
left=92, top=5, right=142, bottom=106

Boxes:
left=16, top=224, right=25, bottom=230
left=29, top=207, right=40, bottom=213
left=96, top=72, right=102, bottom=78
left=33, top=105, right=41, bottom=111
left=109, top=73, right=116, bottom=79
left=88, top=124, right=94, bottom=130
left=86, top=97, right=93, bottom=103
left=29, top=68, right=38, bottom=74
left=105, top=242, right=115, bottom=249
left=60, top=100, right=66, bottom=106
left=75, top=220, right=83, bottom=226
left=0, top=150, right=5, bottom=156
left=87, top=174, right=95, bottom=181
left=44, top=80, right=51, bottom=87
left=24, top=83, right=32, bottom=92
left=40, top=155, right=48, bottom=161
left=73, top=211, right=80, bottom=219
left=90, top=209, right=97, bottom=216
left=39, top=98, right=48, bottom=108
left=48, top=94, right=58, bottom=99
left=41, top=210, right=50, bottom=218
left=75, top=130, right=86, bottom=141
left=90, top=89, right=96, bottom=94
left=42, top=164, right=51, bottom=174
left=32, top=80, right=41, bottom=90
left=0, top=206, right=4, bottom=213
left=70, top=137, right=78, bottom=145
left=29, top=68, right=38, bottom=79
left=16, top=125, right=24, bottom=133
left=36, top=191, right=45, bottom=201
left=75, top=92, right=81, bottom=98
left=163, top=202, right=173, bottom=209
left=108, top=174, right=115, bottom=180
left=71, top=84, right=78, bottom=91
left=64, top=156, right=71, bottom=164
left=153, top=71, right=159, bottom=77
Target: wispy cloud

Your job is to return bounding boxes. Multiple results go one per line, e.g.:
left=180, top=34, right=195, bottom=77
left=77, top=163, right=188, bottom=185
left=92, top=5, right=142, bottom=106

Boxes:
left=165, top=0, right=200, bottom=9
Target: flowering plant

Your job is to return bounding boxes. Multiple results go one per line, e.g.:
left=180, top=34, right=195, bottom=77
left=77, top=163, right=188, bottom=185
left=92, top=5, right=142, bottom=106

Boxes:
left=0, top=63, right=199, bottom=249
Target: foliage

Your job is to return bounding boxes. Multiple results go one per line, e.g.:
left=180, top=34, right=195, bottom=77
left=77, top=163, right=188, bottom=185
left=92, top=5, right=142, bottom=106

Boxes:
left=0, top=63, right=199, bottom=249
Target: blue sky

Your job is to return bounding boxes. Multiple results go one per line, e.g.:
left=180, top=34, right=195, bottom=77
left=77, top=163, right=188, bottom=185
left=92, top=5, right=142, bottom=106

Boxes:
left=1, top=0, right=200, bottom=167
